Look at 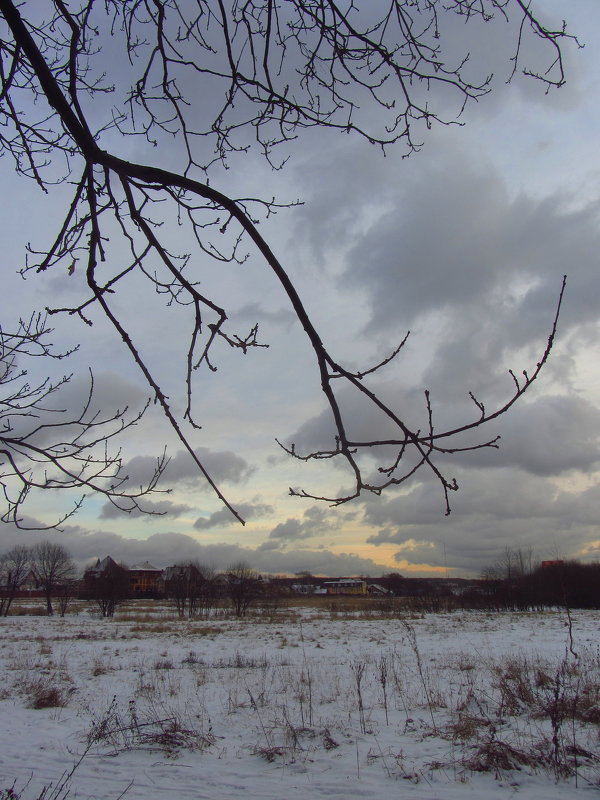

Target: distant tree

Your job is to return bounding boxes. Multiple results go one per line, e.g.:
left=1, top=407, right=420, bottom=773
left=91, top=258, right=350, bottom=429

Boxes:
left=226, top=563, right=262, bottom=617
left=163, top=565, right=189, bottom=619
left=30, top=541, right=74, bottom=616
left=294, top=571, right=315, bottom=584
left=55, top=577, right=78, bottom=618
left=531, top=560, right=600, bottom=610
left=163, top=562, right=205, bottom=619
left=478, top=558, right=600, bottom=612
left=189, top=563, right=217, bottom=618
left=0, top=1, right=573, bottom=521
left=498, top=547, right=534, bottom=581
left=257, top=579, right=286, bottom=615
left=83, top=556, right=130, bottom=617
left=0, top=544, right=30, bottom=616
left=481, top=547, right=539, bottom=610
left=381, top=573, right=405, bottom=597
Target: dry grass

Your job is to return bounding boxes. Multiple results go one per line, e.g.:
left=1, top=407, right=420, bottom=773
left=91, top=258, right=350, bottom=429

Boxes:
left=5, top=607, right=600, bottom=789
left=86, top=696, right=214, bottom=756
left=128, top=622, right=176, bottom=634
left=463, top=738, right=542, bottom=773
left=6, top=604, right=46, bottom=616
left=23, top=677, right=69, bottom=709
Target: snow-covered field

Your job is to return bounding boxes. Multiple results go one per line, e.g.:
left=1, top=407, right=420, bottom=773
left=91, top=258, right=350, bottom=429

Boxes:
left=1, top=604, right=600, bottom=799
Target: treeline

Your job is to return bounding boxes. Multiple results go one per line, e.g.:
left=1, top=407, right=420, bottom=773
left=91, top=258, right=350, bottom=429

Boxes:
left=4, top=543, right=599, bottom=618
left=377, top=557, right=600, bottom=612
left=469, top=560, right=600, bottom=611
left=0, top=547, right=271, bottom=619
left=380, top=560, right=600, bottom=612
left=82, top=559, right=269, bottom=618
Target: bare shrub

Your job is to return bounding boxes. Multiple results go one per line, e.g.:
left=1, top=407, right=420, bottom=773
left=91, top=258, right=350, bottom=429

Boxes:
left=153, top=659, right=174, bottom=671
left=377, top=653, right=390, bottom=726
left=29, top=686, right=65, bottom=710
left=23, top=676, right=69, bottom=710
left=438, top=646, right=600, bottom=782
left=295, top=666, right=314, bottom=728
left=447, top=714, right=494, bottom=743
left=91, top=657, right=111, bottom=677
left=401, top=620, right=438, bottom=731
left=87, top=696, right=214, bottom=756
left=464, top=737, right=541, bottom=774
left=493, top=656, right=537, bottom=715
left=350, top=658, right=369, bottom=735
left=225, top=563, right=263, bottom=617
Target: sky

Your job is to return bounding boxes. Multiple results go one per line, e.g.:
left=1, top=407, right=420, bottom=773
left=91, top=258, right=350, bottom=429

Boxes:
left=1, top=0, right=599, bottom=577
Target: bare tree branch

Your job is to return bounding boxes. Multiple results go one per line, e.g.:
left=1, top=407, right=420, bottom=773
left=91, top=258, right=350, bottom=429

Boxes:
left=0, top=0, right=576, bottom=521
left=0, top=314, right=167, bottom=528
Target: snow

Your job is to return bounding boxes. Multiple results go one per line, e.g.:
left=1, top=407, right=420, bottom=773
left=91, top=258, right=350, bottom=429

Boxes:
left=1, top=605, right=599, bottom=799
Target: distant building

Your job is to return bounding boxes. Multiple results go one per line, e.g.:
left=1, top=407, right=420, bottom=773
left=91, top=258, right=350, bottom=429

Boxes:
left=366, top=583, right=390, bottom=596
left=84, top=556, right=121, bottom=580
left=19, top=570, right=40, bottom=592
left=128, top=562, right=162, bottom=597
left=322, top=578, right=367, bottom=596
left=291, top=582, right=326, bottom=595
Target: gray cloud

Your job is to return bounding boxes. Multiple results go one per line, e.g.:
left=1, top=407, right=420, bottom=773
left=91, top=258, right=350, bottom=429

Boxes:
left=282, top=376, right=600, bottom=517
left=236, top=302, right=296, bottom=330
left=457, top=394, right=600, bottom=477
left=431, top=3, right=583, bottom=114
left=281, top=131, right=600, bottom=523
left=282, top=379, right=424, bottom=463
left=100, top=499, right=192, bottom=521
left=194, top=501, right=273, bottom=530
left=0, top=524, right=389, bottom=576
left=268, top=505, right=339, bottom=544
left=166, top=448, right=254, bottom=484
left=8, top=368, right=151, bottom=446
left=343, top=155, right=600, bottom=342
left=362, top=467, right=600, bottom=574
left=121, top=447, right=253, bottom=491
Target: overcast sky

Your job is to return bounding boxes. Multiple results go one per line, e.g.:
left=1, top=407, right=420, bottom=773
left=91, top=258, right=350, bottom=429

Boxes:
left=1, top=0, right=599, bottom=577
